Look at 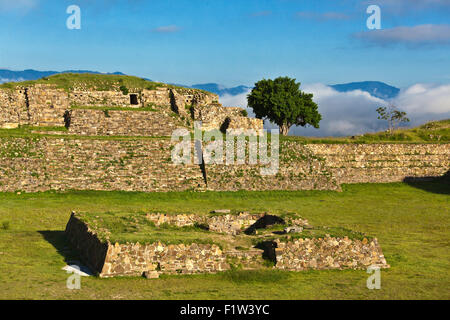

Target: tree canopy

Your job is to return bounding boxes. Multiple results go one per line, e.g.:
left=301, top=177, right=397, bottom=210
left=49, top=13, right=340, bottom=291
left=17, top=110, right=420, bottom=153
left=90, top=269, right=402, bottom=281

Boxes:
left=247, top=77, right=321, bottom=135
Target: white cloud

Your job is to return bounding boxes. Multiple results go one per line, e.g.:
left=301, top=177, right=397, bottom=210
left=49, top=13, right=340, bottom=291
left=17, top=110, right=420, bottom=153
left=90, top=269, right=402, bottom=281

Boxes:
left=0, top=0, right=37, bottom=12
left=219, top=83, right=450, bottom=137
left=396, top=83, right=450, bottom=115
left=354, top=24, right=450, bottom=47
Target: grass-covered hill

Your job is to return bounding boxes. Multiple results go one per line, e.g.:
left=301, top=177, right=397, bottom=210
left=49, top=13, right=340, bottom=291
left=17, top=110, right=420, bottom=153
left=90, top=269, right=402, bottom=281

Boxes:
left=0, top=73, right=210, bottom=94
left=286, top=119, right=450, bottom=144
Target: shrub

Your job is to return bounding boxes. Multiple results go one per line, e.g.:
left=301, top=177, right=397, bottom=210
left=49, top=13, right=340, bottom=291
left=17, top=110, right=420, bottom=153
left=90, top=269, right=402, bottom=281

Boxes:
left=119, top=85, right=129, bottom=95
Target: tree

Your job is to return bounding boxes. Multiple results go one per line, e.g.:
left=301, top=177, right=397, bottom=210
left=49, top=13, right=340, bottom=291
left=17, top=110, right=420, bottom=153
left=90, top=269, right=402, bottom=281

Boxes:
left=376, top=104, right=410, bottom=134
left=247, top=77, right=322, bottom=135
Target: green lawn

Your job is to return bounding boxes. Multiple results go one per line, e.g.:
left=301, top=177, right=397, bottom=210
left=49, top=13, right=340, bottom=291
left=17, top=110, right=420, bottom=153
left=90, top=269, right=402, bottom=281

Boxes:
left=0, top=181, right=448, bottom=300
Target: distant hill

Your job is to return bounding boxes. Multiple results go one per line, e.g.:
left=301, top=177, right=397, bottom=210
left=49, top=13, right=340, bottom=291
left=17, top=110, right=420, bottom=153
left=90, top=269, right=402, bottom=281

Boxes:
left=190, top=83, right=251, bottom=96
left=330, top=81, right=400, bottom=100
left=0, top=69, right=400, bottom=99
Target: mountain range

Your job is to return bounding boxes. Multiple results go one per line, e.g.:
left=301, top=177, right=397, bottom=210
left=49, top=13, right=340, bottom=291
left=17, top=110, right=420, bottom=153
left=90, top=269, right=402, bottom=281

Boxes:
left=0, top=69, right=400, bottom=99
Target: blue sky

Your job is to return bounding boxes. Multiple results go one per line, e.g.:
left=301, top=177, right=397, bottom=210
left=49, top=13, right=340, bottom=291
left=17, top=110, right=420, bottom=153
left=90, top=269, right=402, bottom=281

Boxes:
left=0, top=0, right=449, bottom=87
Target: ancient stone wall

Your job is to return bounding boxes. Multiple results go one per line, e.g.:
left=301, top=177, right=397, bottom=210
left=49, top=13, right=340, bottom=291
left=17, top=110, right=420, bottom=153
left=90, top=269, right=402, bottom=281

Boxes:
left=0, top=137, right=205, bottom=192
left=69, top=90, right=132, bottom=107
left=65, top=212, right=389, bottom=278
left=0, top=89, right=28, bottom=128
left=305, top=144, right=449, bottom=183
left=67, top=108, right=183, bottom=137
left=142, top=88, right=171, bottom=106
left=102, top=241, right=229, bottom=277
left=0, top=137, right=447, bottom=193
left=0, top=85, right=68, bottom=128
left=193, top=104, right=263, bottom=133
left=0, top=85, right=219, bottom=129
left=204, top=141, right=339, bottom=191
left=145, top=212, right=264, bottom=235
left=26, top=85, right=69, bottom=126
left=275, top=237, right=389, bottom=271
left=65, top=211, right=109, bottom=274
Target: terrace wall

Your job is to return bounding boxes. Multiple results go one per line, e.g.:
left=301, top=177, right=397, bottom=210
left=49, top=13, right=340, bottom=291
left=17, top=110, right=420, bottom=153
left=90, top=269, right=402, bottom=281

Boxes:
left=0, top=137, right=447, bottom=193
left=67, top=108, right=183, bottom=137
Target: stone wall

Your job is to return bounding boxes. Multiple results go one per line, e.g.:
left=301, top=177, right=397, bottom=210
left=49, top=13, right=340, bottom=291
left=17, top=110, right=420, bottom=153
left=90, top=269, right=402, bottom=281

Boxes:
left=0, top=137, right=447, bottom=193
left=27, top=85, right=69, bottom=126
left=0, top=89, right=28, bottom=128
left=65, top=212, right=389, bottom=278
left=0, top=137, right=205, bottom=192
left=67, top=108, right=183, bottom=137
left=65, top=212, right=230, bottom=277
left=0, top=85, right=220, bottom=130
left=145, top=212, right=264, bottom=235
left=275, top=237, right=389, bottom=271
left=204, top=141, right=339, bottom=191
left=65, top=212, right=109, bottom=274
left=305, top=144, right=449, bottom=183
left=0, top=85, right=68, bottom=128
left=194, top=104, right=263, bottom=133
left=102, top=241, right=229, bottom=277
left=69, top=90, right=132, bottom=107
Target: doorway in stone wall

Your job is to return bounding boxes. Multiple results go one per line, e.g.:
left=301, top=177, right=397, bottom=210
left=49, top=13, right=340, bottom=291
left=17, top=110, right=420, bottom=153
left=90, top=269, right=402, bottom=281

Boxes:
left=130, top=94, right=139, bottom=105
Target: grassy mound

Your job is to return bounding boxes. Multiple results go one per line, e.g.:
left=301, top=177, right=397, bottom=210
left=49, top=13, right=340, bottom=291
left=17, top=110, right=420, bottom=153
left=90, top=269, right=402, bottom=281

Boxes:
left=0, top=72, right=208, bottom=94
left=283, top=119, right=450, bottom=143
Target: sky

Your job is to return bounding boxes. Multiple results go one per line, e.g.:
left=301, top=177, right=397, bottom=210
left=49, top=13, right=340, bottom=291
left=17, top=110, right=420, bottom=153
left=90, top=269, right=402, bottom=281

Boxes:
left=1, top=0, right=449, bottom=136
left=0, top=0, right=449, bottom=87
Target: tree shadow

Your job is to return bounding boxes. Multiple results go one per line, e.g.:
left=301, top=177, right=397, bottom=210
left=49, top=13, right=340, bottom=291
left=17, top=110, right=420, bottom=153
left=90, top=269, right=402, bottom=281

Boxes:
left=403, top=170, right=450, bottom=195
left=38, top=230, right=80, bottom=263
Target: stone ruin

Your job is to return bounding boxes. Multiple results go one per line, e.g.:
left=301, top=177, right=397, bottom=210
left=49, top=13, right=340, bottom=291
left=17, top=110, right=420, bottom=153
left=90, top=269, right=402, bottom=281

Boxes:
left=0, top=82, right=263, bottom=136
left=65, top=211, right=390, bottom=278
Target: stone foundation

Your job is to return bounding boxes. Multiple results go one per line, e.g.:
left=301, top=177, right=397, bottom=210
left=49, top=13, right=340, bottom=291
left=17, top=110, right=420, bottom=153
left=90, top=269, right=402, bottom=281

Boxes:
left=275, top=237, right=389, bottom=270
left=65, top=212, right=390, bottom=278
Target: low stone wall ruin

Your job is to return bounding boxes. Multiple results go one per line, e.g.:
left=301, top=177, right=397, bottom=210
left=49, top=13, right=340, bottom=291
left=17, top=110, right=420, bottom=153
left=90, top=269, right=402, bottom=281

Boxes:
left=65, top=212, right=390, bottom=278
left=146, top=212, right=265, bottom=235
left=275, top=237, right=389, bottom=271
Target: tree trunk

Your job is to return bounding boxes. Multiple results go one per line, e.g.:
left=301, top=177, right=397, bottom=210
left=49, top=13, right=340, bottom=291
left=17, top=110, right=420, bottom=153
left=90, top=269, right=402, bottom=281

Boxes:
left=280, top=123, right=290, bottom=135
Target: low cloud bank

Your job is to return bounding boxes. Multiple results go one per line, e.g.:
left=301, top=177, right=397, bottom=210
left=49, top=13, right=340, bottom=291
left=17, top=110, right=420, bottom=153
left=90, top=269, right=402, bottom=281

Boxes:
left=220, top=83, right=450, bottom=137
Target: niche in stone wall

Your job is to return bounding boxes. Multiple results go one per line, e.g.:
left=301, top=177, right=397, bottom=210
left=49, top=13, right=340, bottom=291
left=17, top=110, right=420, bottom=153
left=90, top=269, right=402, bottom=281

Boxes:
left=130, top=94, right=139, bottom=105
left=220, top=117, right=231, bottom=134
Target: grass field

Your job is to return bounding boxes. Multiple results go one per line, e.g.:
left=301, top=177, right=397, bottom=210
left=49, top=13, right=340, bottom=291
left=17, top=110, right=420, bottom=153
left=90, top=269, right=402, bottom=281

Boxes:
left=0, top=181, right=448, bottom=300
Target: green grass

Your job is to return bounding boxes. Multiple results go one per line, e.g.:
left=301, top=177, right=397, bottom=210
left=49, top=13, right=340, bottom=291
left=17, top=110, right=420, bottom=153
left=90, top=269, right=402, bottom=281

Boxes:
left=74, top=210, right=369, bottom=249
left=282, top=119, right=450, bottom=144
left=77, top=212, right=225, bottom=247
left=0, top=181, right=448, bottom=299
left=0, top=73, right=212, bottom=95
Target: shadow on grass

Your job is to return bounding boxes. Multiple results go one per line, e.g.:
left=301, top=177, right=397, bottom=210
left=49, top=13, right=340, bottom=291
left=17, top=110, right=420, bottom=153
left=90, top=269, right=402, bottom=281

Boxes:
left=403, top=170, right=450, bottom=195
left=38, top=230, right=80, bottom=263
